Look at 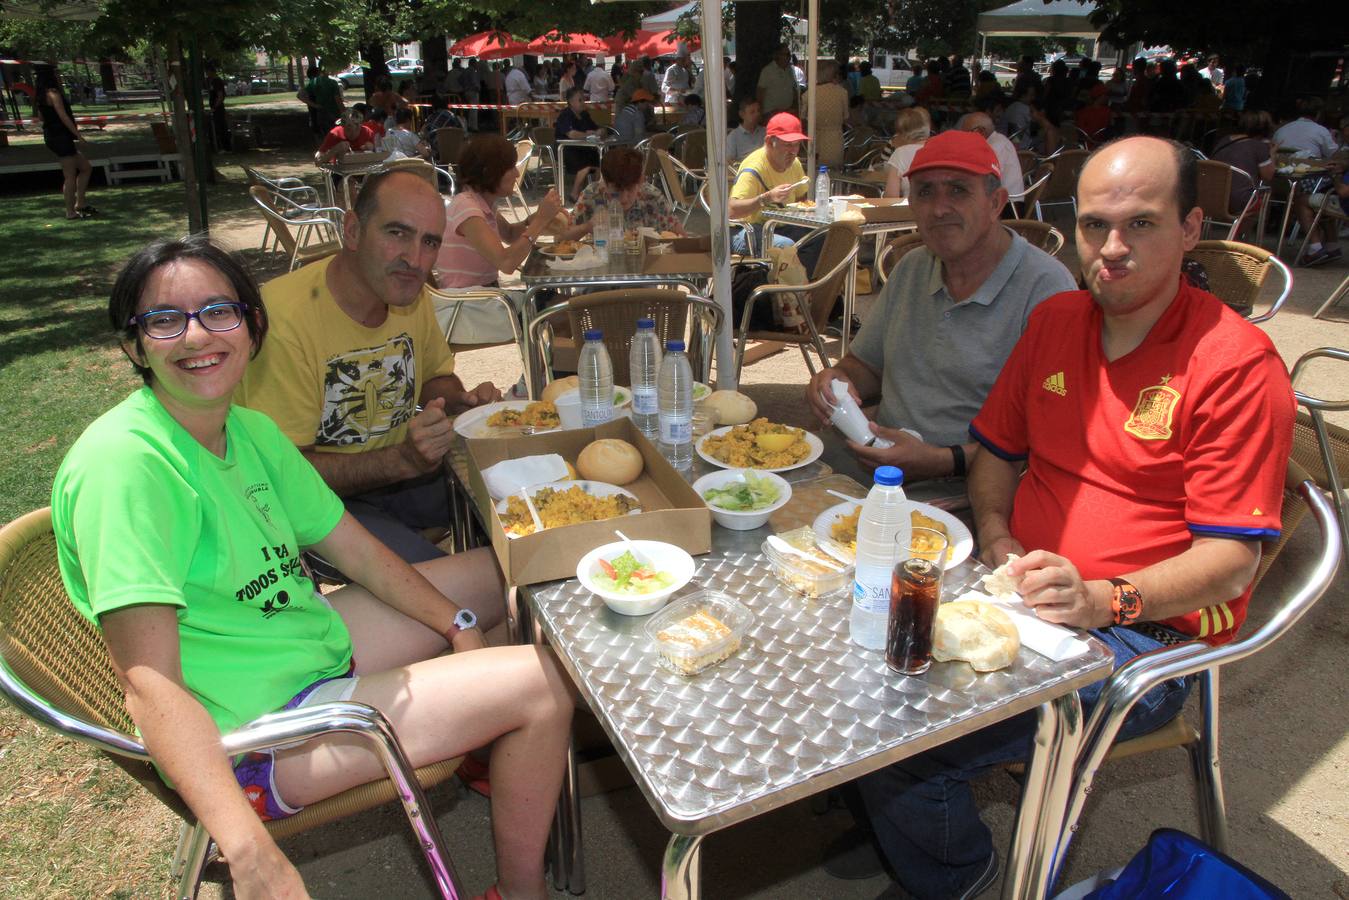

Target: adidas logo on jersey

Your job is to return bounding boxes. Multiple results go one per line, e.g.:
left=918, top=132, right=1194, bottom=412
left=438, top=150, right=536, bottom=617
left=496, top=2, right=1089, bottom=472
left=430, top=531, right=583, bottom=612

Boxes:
left=1042, top=371, right=1066, bottom=396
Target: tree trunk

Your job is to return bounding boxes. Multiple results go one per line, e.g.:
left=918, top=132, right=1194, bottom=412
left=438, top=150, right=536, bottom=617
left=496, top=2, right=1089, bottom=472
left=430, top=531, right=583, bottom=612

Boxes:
left=165, top=33, right=204, bottom=233
left=421, top=32, right=448, bottom=90
left=99, top=58, right=117, bottom=92
left=363, top=43, right=389, bottom=102
left=733, top=1, right=784, bottom=108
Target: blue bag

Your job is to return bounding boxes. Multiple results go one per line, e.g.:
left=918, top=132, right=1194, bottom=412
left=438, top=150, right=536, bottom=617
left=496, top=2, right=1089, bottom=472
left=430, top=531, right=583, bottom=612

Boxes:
left=1085, top=829, right=1289, bottom=899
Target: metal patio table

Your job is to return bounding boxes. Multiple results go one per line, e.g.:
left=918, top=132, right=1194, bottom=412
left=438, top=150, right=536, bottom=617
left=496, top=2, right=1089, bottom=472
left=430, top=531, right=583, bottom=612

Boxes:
left=444, top=440, right=1114, bottom=899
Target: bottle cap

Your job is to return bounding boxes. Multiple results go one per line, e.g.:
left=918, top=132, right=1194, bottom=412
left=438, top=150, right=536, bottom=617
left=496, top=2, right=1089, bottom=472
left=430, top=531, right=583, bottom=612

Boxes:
left=874, top=465, right=904, bottom=486
left=584, top=329, right=603, bottom=341
left=819, top=165, right=828, bottom=173
left=636, top=318, right=655, bottom=329
left=666, top=340, right=685, bottom=352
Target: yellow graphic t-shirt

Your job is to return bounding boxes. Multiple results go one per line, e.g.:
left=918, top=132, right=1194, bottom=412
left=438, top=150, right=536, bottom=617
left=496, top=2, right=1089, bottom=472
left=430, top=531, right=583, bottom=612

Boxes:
left=238, top=258, right=456, bottom=454
left=730, top=145, right=806, bottom=224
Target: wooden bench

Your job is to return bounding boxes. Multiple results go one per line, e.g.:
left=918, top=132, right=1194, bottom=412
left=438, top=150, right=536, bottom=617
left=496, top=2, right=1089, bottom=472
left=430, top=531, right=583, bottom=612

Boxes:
left=105, top=89, right=164, bottom=108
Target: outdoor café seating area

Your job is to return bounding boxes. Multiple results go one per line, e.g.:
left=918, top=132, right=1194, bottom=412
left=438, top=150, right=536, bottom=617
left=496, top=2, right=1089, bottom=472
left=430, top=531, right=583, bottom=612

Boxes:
left=2, top=16, right=1349, bottom=899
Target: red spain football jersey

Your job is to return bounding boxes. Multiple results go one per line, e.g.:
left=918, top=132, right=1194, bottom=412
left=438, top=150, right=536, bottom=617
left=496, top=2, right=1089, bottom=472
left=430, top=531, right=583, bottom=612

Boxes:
left=971, top=279, right=1294, bottom=644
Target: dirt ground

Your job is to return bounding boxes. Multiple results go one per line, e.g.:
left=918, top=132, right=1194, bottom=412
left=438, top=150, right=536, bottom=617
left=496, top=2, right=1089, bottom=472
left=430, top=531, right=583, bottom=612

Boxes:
left=197, top=150, right=1348, bottom=899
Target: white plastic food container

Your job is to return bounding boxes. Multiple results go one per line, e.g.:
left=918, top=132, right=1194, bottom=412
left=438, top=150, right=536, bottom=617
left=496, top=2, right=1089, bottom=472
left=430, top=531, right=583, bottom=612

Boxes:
left=645, top=590, right=753, bottom=675
left=576, top=540, right=695, bottom=616
left=691, top=469, right=792, bottom=531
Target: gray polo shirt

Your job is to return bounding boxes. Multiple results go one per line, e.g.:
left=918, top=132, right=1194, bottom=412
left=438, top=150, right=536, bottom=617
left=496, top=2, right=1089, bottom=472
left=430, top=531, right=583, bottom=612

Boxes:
left=850, top=229, right=1076, bottom=446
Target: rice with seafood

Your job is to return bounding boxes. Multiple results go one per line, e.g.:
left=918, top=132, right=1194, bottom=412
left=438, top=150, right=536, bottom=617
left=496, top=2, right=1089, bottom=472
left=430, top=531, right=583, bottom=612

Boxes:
left=700, top=418, right=811, bottom=468
left=501, top=485, right=635, bottom=536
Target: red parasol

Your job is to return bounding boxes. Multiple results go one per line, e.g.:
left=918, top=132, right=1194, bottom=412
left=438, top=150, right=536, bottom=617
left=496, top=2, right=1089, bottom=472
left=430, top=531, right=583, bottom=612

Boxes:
left=448, top=31, right=528, bottom=60
left=609, top=29, right=699, bottom=59
left=527, top=31, right=611, bottom=56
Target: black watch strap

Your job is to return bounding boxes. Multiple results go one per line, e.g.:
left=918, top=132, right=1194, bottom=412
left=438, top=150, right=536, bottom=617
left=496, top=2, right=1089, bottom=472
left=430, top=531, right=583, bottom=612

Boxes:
left=948, top=444, right=967, bottom=478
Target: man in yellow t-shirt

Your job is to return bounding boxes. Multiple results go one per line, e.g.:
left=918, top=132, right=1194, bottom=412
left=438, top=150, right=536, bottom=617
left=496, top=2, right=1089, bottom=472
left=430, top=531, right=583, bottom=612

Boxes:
left=238, top=169, right=500, bottom=567
left=729, top=112, right=821, bottom=267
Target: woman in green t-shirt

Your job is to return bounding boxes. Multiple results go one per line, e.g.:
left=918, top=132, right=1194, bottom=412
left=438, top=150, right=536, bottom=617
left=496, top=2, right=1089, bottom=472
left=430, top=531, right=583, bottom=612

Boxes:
left=51, top=235, right=574, bottom=900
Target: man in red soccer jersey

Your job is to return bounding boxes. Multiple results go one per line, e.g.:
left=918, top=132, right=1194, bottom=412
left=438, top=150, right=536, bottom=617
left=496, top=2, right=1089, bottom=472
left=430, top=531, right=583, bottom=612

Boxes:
left=833, top=136, right=1294, bottom=899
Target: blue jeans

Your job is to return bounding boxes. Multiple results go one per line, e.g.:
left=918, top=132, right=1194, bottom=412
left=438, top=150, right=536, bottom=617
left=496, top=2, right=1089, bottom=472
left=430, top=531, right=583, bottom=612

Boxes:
left=859, top=625, right=1192, bottom=899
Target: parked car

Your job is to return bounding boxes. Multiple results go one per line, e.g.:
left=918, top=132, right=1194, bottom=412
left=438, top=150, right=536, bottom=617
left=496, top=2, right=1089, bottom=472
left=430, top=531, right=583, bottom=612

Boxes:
left=337, top=57, right=423, bottom=89
left=864, top=53, right=916, bottom=91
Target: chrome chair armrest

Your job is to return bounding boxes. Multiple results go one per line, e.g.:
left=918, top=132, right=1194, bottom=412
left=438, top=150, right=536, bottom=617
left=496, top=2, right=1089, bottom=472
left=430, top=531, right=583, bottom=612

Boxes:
left=1291, top=347, right=1349, bottom=403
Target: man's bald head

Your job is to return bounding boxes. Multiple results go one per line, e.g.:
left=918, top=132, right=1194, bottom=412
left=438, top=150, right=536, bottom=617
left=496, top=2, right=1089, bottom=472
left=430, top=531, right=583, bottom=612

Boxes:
left=353, top=168, right=442, bottom=225
left=958, top=112, right=995, bottom=136
left=1078, top=136, right=1197, bottom=223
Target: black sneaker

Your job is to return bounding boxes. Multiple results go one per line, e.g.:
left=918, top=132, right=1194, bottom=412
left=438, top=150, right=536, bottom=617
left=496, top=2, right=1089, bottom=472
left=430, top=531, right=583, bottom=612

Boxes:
left=1324, top=246, right=1343, bottom=263
left=823, top=825, right=885, bottom=880
left=1299, top=248, right=1331, bottom=267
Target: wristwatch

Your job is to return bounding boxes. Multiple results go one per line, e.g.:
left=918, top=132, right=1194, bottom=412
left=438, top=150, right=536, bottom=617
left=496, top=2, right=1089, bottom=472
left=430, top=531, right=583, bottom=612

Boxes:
left=442, top=608, right=479, bottom=644
left=1108, top=578, right=1144, bottom=626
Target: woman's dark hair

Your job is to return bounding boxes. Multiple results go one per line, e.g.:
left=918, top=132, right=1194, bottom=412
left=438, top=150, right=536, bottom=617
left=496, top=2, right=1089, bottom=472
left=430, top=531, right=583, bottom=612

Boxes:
left=600, top=147, right=644, bottom=190
left=395, top=106, right=414, bottom=125
left=458, top=133, right=518, bottom=193
left=684, top=93, right=702, bottom=107
left=34, top=66, right=62, bottom=106
left=110, top=235, right=268, bottom=384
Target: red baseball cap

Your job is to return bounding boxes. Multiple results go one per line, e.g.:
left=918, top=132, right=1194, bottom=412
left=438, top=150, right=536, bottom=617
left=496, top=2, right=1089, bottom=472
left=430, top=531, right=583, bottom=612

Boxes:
left=765, top=112, right=810, bottom=143
left=905, top=130, right=1001, bottom=180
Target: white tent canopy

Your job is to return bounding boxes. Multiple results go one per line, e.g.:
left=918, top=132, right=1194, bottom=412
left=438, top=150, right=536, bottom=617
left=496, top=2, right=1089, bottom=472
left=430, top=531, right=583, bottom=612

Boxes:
left=640, top=1, right=696, bottom=30
left=976, top=0, right=1101, bottom=39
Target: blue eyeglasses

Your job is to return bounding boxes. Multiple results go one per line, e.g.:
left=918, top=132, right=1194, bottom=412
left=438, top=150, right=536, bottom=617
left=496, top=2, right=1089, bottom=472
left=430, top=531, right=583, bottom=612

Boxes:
left=128, top=302, right=248, bottom=340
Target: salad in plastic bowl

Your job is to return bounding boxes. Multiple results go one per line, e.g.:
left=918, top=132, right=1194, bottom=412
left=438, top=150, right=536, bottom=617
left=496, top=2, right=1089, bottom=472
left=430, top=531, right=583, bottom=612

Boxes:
left=691, top=469, right=793, bottom=531
left=577, top=540, right=696, bottom=615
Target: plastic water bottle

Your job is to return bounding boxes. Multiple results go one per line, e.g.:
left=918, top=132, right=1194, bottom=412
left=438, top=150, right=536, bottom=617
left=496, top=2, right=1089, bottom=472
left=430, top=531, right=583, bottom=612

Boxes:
left=657, top=340, right=693, bottom=468
left=593, top=196, right=610, bottom=263
left=578, top=329, right=614, bottom=427
left=607, top=193, right=625, bottom=251
left=630, top=318, right=662, bottom=439
left=815, top=165, right=832, bottom=219
left=850, top=466, right=912, bottom=650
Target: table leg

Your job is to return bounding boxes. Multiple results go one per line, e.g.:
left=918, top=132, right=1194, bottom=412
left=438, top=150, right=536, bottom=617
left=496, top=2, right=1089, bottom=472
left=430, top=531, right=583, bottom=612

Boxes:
left=660, top=834, right=703, bottom=900
left=1275, top=179, right=1298, bottom=261
left=1001, top=692, right=1083, bottom=900
left=558, top=144, right=570, bottom=206
left=559, top=736, right=586, bottom=894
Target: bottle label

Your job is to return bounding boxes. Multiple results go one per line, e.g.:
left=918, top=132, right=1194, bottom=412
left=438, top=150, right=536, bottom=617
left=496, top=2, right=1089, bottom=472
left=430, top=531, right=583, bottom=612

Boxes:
left=633, top=386, right=658, bottom=414
left=582, top=406, right=613, bottom=426
left=852, top=564, right=892, bottom=614
left=659, top=413, right=692, bottom=444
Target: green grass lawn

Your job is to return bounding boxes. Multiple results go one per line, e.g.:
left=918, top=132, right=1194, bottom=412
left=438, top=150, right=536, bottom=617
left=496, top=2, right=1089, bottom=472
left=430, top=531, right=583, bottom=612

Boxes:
left=0, top=173, right=266, bottom=899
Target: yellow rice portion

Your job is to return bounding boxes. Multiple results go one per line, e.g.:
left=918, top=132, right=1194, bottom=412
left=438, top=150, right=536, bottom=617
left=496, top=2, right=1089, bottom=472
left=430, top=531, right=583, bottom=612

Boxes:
left=501, top=485, right=636, bottom=536
left=699, top=418, right=811, bottom=469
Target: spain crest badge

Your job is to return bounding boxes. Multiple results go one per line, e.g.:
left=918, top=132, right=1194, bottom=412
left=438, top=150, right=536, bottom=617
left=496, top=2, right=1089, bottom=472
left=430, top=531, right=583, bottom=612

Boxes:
left=1124, top=375, right=1180, bottom=440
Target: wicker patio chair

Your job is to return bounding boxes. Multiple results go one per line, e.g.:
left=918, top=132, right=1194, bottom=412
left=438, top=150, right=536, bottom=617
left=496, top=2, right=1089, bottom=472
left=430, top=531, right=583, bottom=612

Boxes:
left=874, top=231, right=926, bottom=286
left=733, top=222, right=860, bottom=379
left=1290, top=347, right=1349, bottom=557
left=1182, top=239, right=1292, bottom=323
left=0, top=508, right=467, bottom=900
left=1047, top=470, right=1340, bottom=891
left=247, top=185, right=343, bottom=272
left=1034, top=148, right=1088, bottom=220
left=1009, top=162, right=1054, bottom=220
left=1005, top=219, right=1066, bottom=256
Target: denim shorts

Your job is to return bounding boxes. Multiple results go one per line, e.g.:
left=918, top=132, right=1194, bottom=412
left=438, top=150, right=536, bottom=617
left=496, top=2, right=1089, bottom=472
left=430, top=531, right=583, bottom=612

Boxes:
left=233, top=666, right=359, bottom=821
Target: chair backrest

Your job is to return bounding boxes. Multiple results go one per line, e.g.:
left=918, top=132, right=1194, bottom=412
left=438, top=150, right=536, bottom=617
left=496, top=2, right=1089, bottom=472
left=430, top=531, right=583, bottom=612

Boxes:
left=0, top=508, right=193, bottom=821
left=1040, top=149, right=1087, bottom=202
left=530, top=124, right=555, bottom=149
left=1183, top=239, right=1289, bottom=321
left=844, top=124, right=876, bottom=147
left=647, top=131, right=674, bottom=152
left=1195, top=159, right=1236, bottom=219
left=676, top=129, right=706, bottom=170
left=249, top=185, right=299, bottom=255
left=1016, top=149, right=1037, bottom=179
left=1020, top=162, right=1055, bottom=210
left=876, top=231, right=927, bottom=284
left=434, top=127, right=466, bottom=166
left=803, top=223, right=861, bottom=331
left=561, top=289, right=698, bottom=385
left=514, top=138, right=535, bottom=169
left=654, top=150, right=693, bottom=206
left=1005, top=219, right=1066, bottom=256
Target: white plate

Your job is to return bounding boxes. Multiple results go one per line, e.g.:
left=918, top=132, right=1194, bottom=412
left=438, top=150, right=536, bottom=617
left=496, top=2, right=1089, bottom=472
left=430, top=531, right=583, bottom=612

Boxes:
left=691, top=381, right=712, bottom=402
left=695, top=425, right=825, bottom=473
left=576, top=540, right=696, bottom=616
left=453, top=400, right=561, bottom=439
left=811, top=500, right=973, bottom=571
left=494, top=480, right=641, bottom=539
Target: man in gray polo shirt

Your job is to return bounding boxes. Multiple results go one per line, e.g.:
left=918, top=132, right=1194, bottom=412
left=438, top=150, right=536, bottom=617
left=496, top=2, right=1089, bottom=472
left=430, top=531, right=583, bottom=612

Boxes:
left=806, top=130, right=1075, bottom=480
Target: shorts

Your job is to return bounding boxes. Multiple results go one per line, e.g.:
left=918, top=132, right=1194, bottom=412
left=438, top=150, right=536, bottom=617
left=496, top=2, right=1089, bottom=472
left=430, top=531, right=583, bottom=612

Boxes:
left=232, top=665, right=360, bottom=821
left=44, top=130, right=78, bottom=159
left=1309, top=192, right=1346, bottom=216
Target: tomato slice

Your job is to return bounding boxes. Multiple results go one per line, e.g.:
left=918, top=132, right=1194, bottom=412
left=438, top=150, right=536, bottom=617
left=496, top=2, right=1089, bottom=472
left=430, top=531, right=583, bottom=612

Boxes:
left=599, top=558, right=618, bottom=579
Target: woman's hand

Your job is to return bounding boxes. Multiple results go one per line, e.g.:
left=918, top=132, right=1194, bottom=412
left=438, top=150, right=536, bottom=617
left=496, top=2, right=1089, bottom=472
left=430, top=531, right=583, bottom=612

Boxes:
left=534, top=189, right=564, bottom=230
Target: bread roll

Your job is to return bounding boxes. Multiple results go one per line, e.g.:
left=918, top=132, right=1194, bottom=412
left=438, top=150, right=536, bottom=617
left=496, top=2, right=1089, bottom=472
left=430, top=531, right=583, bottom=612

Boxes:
left=577, top=439, right=643, bottom=485
left=932, top=600, right=1020, bottom=672
left=980, top=553, right=1021, bottom=598
left=541, top=375, right=580, bottom=405
left=703, top=390, right=757, bottom=425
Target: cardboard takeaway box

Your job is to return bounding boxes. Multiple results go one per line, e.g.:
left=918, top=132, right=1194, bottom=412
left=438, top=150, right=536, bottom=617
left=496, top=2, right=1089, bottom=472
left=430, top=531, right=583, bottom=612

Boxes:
left=465, top=418, right=712, bottom=585
left=844, top=197, right=914, bottom=224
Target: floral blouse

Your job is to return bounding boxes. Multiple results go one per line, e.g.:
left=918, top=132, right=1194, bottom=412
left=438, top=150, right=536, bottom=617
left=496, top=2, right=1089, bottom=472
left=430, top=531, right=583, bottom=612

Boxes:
left=573, top=182, right=680, bottom=234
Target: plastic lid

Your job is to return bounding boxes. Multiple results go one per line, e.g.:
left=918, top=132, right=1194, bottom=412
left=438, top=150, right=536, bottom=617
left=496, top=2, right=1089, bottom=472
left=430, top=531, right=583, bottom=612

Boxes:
left=584, top=329, right=603, bottom=341
left=819, top=165, right=828, bottom=172
left=874, top=465, right=904, bottom=486
left=636, top=318, right=655, bottom=329
left=666, top=340, right=685, bottom=352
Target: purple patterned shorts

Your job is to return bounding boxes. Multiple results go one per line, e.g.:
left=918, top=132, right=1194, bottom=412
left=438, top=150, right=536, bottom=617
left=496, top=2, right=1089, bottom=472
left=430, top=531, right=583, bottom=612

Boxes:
left=232, top=665, right=356, bottom=821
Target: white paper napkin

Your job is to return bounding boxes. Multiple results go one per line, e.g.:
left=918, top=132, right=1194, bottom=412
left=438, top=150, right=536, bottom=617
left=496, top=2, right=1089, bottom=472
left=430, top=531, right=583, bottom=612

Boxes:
left=954, top=590, right=1091, bottom=662
left=545, top=246, right=601, bottom=271
left=482, top=454, right=570, bottom=501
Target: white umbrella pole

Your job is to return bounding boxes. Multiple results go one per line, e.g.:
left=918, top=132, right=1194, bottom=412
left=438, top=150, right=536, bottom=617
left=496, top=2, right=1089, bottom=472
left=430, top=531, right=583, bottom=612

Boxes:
left=700, top=2, right=735, bottom=389
left=805, top=0, right=818, bottom=179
